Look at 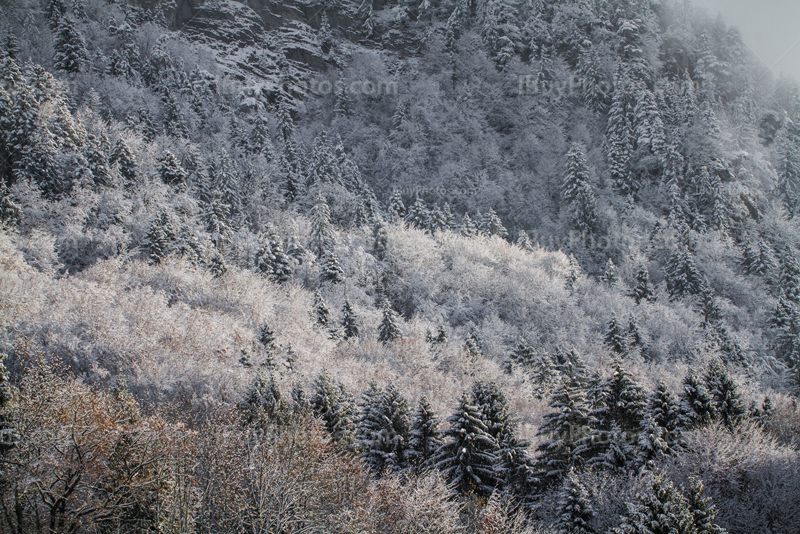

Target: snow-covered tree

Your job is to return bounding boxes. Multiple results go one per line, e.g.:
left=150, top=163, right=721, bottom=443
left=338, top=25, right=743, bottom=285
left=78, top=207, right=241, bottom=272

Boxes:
left=613, top=475, right=695, bottom=534
left=309, top=194, right=335, bottom=258
left=604, top=314, right=627, bottom=355
left=430, top=392, right=500, bottom=497
left=310, top=370, right=355, bottom=445
left=158, top=151, right=187, bottom=186
left=313, top=289, right=331, bottom=329
left=629, top=265, right=655, bottom=304
left=378, top=298, right=401, bottom=345
left=53, top=17, right=88, bottom=73
left=407, top=396, right=442, bottom=471
left=341, top=299, right=359, bottom=340
left=554, top=469, right=595, bottom=534
left=319, top=250, right=345, bottom=284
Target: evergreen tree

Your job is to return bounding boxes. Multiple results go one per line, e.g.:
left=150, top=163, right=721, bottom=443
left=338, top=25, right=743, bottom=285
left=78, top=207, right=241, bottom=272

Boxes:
left=3, top=33, right=21, bottom=60
left=202, top=193, right=232, bottom=251
left=627, top=315, right=645, bottom=351
left=109, top=138, right=138, bottom=186
left=562, top=143, right=597, bottom=234
left=372, top=220, right=389, bottom=260
left=243, top=370, right=286, bottom=423
left=46, top=0, right=67, bottom=28
left=258, top=323, right=277, bottom=366
left=479, top=207, right=508, bottom=238
left=703, top=359, right=746, bottom=429
left=0, top=184, right=21, bottom=228
left=776, top=125, right=800, bottom=218
left=602, top=258, right=620, bottom=286
left=606, top=66, right=635, bottom=196
left=431, top=391, right=500, bottom=497
left=53, top=16, right=89, bottom=73
left=319, top=250, right=345, bottom=284
left=517, top=229, right=535, bottom=251
left=460, top=213, right=478, bottom=237
left=388, top=189, right=406, bottom=222
left=358, top=383, right=411, bottom=475
left=510, top=338, right=536, bottom=367
left=341, top=299, right=359, bottom=340
left=313, top=289, right=331, bottom=329
left=587, top=422, right=634, bottom=472
left=408, top=396, right=443, bottom=470
left=378, top=298, right=401, bottom=345
left=647, top=381, right=681, bottom=437
left=778, top=247, right=800, bottom=302
left=635, top=414, right=670, bottom=471
left=310, top=371, right=355, bottom=445
left=666, top=241, right=703, bottom=300
left=678, top=370, right=715, bottom=430
left=72, top=0, right=87, bottom=20
left=554, top=469, right=595, bottom=534
left=309, top=194, right=335, bottom=258
left=158, top=151, right=187, bottom=186
left=686, top=476, right=727, bottom=534
left=533, top=379, right=590, bottom=486
left=0, top=354, right=18, bottom=452
left=604, top=314, right=627, bottom=355
left=629, top=265, right=655, bottom=304
left=405, top=195, right=430, bottom=230
left=464, top=328, right=483, bottom=357
left=566, top=254, right=582, bottom=290
left=613, top=475, right=696, bottom=534
left=144, top=211, right=176, bottom=263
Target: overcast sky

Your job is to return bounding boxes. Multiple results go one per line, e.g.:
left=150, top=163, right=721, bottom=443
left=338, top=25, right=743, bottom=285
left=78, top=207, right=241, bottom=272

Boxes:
left=693, top=0, right=800, bottom=82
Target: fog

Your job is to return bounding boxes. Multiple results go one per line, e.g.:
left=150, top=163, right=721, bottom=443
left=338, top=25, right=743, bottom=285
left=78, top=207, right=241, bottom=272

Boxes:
left=694, top=0, right=800, bottom=82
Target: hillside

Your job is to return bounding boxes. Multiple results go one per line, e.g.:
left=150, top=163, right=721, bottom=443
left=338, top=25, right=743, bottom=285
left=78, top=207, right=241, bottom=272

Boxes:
left=1, top=0, right=800, bottom=532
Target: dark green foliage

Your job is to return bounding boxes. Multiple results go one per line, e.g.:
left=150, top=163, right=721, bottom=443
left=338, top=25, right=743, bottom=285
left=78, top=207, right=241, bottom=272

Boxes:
left=405, top=195, right=429, bottom=230
left=666, top=240, right=703, bottom=300
left=378, top=298, right=401, bottom=345
left=460, top=213, right=478, bottom=237
left=243, top=370, right=286, bottom=423
left=388, top=189, right=406, bottom=222
left=647, top=381, right=681, bottom=436
left=604, top=314, right=627, bottom=355
left=430, top=391, right=500, bottom=497
left=310, top=371, right=355, bottom=445
left=53, top=17, right=88, bottom=73
left=407, top=396, right=442, bottom=470
left=703, top=359, right=746, bottom=429
left=144, top=211, right=176, bottom=263
left=341, top=299, right=359, bottom=340
left=629, top=266, right=655, bottom=304
left=3, top=33, right=21, bottom=60
left=309, top=194, right=334, bottom=258
left=257, top=233, right=293, bottom=283
left=319, top=250, right=344, bottom=284
left=372, top=220, right=388, bottom=260
left=613, top=475, right=696, bottom=534
left=202, top=193, right=232, bottom=250
left=562, top=143, right=597, bottom=234
left=479, top=208, right=508, bottom=238
left=510, top=338, right=535, bottom=367
left=109, top=139, right=138, bottom=186
left=158, top=151, right=187, bottom=186
left=602, top=258, right=619, bottom=286
left=554, top=469, right=595, bottom=534
left=0, top=184, right=21, bottom=227
left=686, top=476, right=726, bottom=534
left=464, top=328, right=483, bottom=357
left=356, top=383, right=411, bottom=475
left=534, top=379, right=590, bottom=486
left=313, top=289, right=331, bottom=329
left=678, top=370, right=715, bottom=430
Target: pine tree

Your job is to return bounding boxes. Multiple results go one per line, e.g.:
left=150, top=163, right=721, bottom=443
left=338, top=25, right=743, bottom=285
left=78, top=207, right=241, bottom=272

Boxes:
left=372, top=220, right=389, bottom=260
left=3, top=33, right=21, bottom=60
left=310, top=371, right=355, bottom=445
left=202, top=193, right=232, bottom=251
left=776, top=125, right=800, bottom=218
left=109, top=138, right=138, bottom=186
left=430, top=391, right=500, bottom=497
left=53, top=17, right=89, bottom=73
left=604, top=314, right=627, bottom=355
left=602, top=258, right=619, bottom=286
left=510, top=338, right=536, bottom=367
left=634, top=414, right=670, bottom=471
left=0, top=184, right=21, bottom=227
left=0, top=354, right=18, bottom=452
left=778, top=247, right=800, bottom=302
left=703, top=359, right=746, bottom=429
left=533, top=379, right=590, bottom=487
left=666, top=241, right=703, bottom=300
left=686, top=476, right=726, bottom=534
left=319, top=250, right=345, bottom=284
left=606, top=66, right=635, bottom=196
left=554, top=469, right=595, bottom=534
left=358, top=383, right=411, bottom=475
left=647, top=381, right=681, bottom=436
left=633, top=89, right=666, bottom=158
left=464, top=328, right=483, bottom=357
left=388, top=189, right=406, bottom=222
left=629, top=265, right=655, bottom=304
left=479, top=208, right=508, bottom=238
left=587, top=423, right=634, bottom=472
left=588, top=363, right=647, bottom=436
left=461, top=213, right=478, bottom=237
left=613, top=475, right=696, bottom=534
left=243, top=370, right=286, bottom=423
left=378, top=298, right=401, bottom=345
left=257, top=232, right=293, bottom=283
left=158, top=151, right=187, bottom=186
left=677, top=370, right=715, bottom=430
left=562, top=143, right=598, bottom=233
left=517, top=229, right=535, bottom=251
left=144, top=211, right=176, bottom=263
left=566, top=254, right=582, bottom=291
left=46, top=0, right=67, bottom=28
left=406, top=195, right=429, bottom=230
left=72, top=0, right=87, bottom=20
left=341, top=299, right=359, bottom=340
left=313, top=289, right=331, bottom=329
left=309, top=194, right=335, bottom=258
left=258, top=323, right=278, bottom=366
left=627, top=315, right=645, bottom=351
left=408, top=396, right=443, bottom=471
